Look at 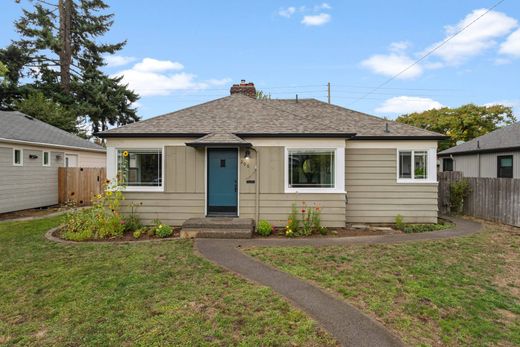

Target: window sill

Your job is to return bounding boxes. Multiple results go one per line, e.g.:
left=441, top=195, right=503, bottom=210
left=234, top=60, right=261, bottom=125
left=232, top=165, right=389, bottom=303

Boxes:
left=396, top=179, right=437, bottom=184
left=285, top=188, right=346, bottom=194
left=123, top=186, right=164, bottom=192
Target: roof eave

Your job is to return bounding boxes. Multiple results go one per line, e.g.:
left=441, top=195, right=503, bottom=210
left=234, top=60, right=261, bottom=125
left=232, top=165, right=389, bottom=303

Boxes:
left=352, top=135, right=449, bottom=141
left=236, top=132, right=356, bottom=138
left=95, top=132, right=207, bottom=138
left=186, top=142, right=252, bottom=148
left=438, top=145, right=520, bottom=157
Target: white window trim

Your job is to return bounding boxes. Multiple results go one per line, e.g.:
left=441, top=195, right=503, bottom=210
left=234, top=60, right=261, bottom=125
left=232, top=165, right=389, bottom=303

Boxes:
left=42, top=151, right=51, bottom=166
left=396, top=148, right=437, bottom=184
left=284, top=147, right=345, bottom=193
left=13, top=148, right=23, bottom=166
left=107, top=147, right=165, bottom=192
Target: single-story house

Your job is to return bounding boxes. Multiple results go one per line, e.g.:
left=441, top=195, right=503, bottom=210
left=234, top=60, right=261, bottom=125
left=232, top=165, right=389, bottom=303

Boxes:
left=97, top=81, right=446, bottom=227
left=0, top=110, right=106, bottom=213
left=438, top=122, right=519, bottom=178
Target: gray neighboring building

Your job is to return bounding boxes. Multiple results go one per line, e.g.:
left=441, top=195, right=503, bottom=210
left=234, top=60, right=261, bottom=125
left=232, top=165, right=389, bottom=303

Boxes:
left=438, top=122, right=520, bottom=178
left=0, top=111, right=106, bottom=214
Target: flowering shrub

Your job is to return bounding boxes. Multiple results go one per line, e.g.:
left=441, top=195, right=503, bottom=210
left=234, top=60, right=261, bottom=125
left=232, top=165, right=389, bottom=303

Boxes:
left=154, top=222, right=173, bottom=238
left=284, top=202, right=324, bottom=237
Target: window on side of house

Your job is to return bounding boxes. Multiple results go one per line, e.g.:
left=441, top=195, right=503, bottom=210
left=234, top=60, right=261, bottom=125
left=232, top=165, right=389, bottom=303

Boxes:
left=43, top=151, right=50, bottom=166
left=287, top=149, right=335, bottom=189
left=118, top=149, right=163, bottom=187
left=13, top=148, right=23, bottom=166
left=398, top=150, right=430, bottom=181
left=497, top=155, right=513, bottom=178
left=443, top=158, right=453, bottom=172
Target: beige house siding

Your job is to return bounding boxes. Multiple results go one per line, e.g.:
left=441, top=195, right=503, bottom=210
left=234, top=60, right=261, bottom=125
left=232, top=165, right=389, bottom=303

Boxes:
left=0, top=144, right=64, bottom=213
left=345, top=147, right=438, bottom=223
left=446, top=152, right=520, bottom=178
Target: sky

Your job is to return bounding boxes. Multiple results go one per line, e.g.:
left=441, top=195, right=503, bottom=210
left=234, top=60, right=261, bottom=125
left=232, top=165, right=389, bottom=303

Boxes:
left=1, top=0, right=519, bottom=121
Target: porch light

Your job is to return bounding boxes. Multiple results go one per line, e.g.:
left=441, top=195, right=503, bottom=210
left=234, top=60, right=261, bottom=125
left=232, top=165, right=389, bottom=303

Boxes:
left=244, top=149, right=251, bottom=160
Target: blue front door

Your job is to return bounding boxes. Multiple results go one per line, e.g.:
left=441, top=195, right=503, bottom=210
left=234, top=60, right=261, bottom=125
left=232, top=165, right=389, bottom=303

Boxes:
left=207, top=148, right=238, bottom=215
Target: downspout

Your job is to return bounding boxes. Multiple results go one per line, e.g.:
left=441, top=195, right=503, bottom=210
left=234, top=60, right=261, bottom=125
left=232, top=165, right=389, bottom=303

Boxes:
left=253, top=147, right=260, bottom=222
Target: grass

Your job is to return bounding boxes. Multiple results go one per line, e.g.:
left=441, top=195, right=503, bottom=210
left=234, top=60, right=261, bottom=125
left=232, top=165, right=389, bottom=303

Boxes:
left=0, top=217, right=336, bottom=346
left=247, top=224, right=520, bottom=346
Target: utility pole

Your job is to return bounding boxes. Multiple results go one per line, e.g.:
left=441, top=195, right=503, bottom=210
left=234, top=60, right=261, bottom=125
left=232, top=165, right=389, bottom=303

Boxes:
left=327, top=81, right=331, bottom=104
left=59, top=0, right=72, bottom=93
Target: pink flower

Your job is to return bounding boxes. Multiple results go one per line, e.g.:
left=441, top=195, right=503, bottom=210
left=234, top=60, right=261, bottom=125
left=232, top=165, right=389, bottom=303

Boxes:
left=120, top=220, right=126, bottom=224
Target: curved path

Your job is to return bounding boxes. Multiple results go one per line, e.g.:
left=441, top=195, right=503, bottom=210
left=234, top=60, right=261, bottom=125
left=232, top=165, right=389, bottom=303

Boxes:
left=196, top=217, right=482, bottom=347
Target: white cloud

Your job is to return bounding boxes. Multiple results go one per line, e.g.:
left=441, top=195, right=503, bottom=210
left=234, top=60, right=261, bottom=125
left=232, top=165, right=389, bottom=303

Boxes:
left=389, top=41, right=410, bottom=52
left=301, top=13, right=331, bottom=26
left=314, top=3, right=331, bottom=10
left=104, top=55, right=136, bottom=68
left=361, top=52, right=423, bottom=79
left=113, top=58, right=230, bottom=97
left=278, top=6, right=296, bottom=18
left=132, top=58, right=184, bottom=73
left=499, top=28, right=520, bottom=57
left=427, top=9, right=518, bottom=65
left=375, top=96, right=444, bottom=114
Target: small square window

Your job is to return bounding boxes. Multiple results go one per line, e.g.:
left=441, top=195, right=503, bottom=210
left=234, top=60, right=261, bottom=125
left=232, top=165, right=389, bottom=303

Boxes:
left=43, top=151, right=50, bottom=166
left=220, top=159, right=226, bottom=167
left=497, top=155, right=513, bottom=178
left=13, top=149, right=23, bottom=166
left=443, top=158, right=453, bottom=172
left=398, top=150, right=431, bottom=181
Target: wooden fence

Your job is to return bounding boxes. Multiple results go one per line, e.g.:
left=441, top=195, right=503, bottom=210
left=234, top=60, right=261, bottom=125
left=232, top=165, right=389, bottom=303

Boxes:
left=58, top=167, right=106, bottom=206
left=438, top=171, right=520, bottom=227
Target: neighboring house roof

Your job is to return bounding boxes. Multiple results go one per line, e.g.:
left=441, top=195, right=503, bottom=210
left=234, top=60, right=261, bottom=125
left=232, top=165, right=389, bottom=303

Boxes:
left=439, top=122, right=520, bottom=156
left=0, top=110, right=105, bottom=152
left=97, top=94, right=445, bottom=140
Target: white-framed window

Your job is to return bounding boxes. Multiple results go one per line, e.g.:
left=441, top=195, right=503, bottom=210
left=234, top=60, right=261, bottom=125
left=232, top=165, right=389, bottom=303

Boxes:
left=397, top=149, right=437, bottom=183
left=115, top=148, right=164, bottom=191
left=42, top=151, right=50, bottom=166
left=285, top=147, right=345, bottom=193
left=13, top=148, right=23, bottom=166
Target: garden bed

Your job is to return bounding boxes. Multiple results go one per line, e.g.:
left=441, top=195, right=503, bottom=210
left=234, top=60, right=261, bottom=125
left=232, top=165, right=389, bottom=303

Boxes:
left=254, top=226, right=396, bottom=238
left=52, top=225, right=182, bottom=242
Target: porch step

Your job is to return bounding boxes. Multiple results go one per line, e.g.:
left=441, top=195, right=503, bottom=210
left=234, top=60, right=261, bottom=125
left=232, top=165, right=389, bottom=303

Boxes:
left=180, top=217, right=254, bottom=239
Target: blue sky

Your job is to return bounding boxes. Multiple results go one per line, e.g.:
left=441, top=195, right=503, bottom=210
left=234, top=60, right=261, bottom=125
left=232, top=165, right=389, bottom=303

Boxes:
left=1, top=0, right=519, bottom=120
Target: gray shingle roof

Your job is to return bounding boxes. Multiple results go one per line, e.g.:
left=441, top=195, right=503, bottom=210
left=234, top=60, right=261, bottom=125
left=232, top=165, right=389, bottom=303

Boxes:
left=186, top=133, right=251, bottom=147
left=97, top=94, right=445, bottom=139
left=439, top=122, right=520, bottom=156
left=0, top=111, right=105, bottom=152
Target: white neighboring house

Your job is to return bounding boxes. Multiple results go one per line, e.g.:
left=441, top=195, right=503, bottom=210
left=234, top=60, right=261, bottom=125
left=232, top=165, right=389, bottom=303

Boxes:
left=0, top=110, right=106, bottom=213
left=439, top=123, right=520, bottom=178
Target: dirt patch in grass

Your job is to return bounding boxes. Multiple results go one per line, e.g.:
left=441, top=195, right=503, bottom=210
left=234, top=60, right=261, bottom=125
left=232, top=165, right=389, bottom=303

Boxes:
left=0, top=217, right=337, bottom=346
left=0, top=205, right=64, bottom=221
left=247, top=224, right=520, bottom=347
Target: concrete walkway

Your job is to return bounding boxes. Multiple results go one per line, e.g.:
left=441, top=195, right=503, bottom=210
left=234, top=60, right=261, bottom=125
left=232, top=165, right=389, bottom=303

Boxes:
left=196, top=217, right=482, bottom=347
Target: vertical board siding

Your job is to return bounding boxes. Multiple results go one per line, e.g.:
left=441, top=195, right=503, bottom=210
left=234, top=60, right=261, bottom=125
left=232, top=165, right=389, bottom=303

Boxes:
left=58, top=167, right=106, bottom=206
left=165, top=146, right=205, bottom=193
left=345, top=148, right=438, bottom=223
left=449, top=152, right=520, bottom=178
left=439, top=171, right=520, bottom=227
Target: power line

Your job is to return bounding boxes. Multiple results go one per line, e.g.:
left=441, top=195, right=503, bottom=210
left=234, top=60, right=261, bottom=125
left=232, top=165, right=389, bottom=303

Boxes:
left=350, top=0, right=506, bottom=105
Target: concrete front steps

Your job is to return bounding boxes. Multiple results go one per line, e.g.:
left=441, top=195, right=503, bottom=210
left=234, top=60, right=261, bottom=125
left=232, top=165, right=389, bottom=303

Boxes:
left=180, top=217, right=254, bottom=239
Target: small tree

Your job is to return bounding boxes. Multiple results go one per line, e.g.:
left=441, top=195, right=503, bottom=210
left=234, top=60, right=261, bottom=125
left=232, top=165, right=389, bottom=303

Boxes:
left=449, top=179, right=472, bottom=214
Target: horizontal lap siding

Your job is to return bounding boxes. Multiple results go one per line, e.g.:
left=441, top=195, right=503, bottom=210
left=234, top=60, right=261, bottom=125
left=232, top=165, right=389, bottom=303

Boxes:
left=0, top=146, right=63, bottom=213
left=121, top=147, right=205, bottom=225
left=345, top=148, right=438, bottom=223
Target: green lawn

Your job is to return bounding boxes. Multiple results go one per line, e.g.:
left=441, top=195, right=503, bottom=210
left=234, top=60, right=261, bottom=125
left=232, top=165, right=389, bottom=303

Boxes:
left=247, top=224, right=520, bottom=347
left=0, top=217, right=336, bottom=346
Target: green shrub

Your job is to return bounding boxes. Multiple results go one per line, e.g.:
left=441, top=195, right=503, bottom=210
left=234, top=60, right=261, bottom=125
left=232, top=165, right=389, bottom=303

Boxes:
left=133, top=230, right=142, bottom=239
left=257, top=220, right=272, bottom=236
left=154, top=222, right=173, bottom=238
left=395, top=214, right=405, bottom=231
left=147, top=227, right=155, bottom=237
left=287, top=203, right=300, bottom=233
left=123, top=214, right=142, bottom=232
left=318, top=226, right=328, bottom=235
left=450, top=179, right=472, bottom=214
left=402, top=223, right=454, bottom=233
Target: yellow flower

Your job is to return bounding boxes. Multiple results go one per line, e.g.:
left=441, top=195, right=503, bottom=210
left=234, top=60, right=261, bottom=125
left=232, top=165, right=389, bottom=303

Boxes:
left=105, top=191, right=113, bottom=196
left=122, top=151, right=129, bottom=157
left=95, top=194, right=102, bottom=199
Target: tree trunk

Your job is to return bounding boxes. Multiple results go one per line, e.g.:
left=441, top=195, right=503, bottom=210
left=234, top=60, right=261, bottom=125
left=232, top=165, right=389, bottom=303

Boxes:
left=58, top=0, right=72, bottom=93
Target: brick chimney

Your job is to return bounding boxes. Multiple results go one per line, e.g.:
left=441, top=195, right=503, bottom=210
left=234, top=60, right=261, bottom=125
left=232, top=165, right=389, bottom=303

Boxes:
left=230, top=79, right=256, bottom=98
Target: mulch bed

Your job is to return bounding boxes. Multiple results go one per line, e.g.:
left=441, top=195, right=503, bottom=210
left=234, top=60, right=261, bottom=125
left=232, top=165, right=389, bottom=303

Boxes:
left=0, top=205, right=65, bottom=221
left=253, top=226, right=400, bottom=238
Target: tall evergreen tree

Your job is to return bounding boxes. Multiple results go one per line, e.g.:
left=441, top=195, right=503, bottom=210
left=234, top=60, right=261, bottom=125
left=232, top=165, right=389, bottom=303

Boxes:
left=10, top=0, right=139, bottom=133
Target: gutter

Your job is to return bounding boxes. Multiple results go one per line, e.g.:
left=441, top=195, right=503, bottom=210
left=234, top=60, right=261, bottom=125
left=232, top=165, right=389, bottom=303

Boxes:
left=0, top=137, right=106, bottom=153
left=352, top=135, right=449, bottom=141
